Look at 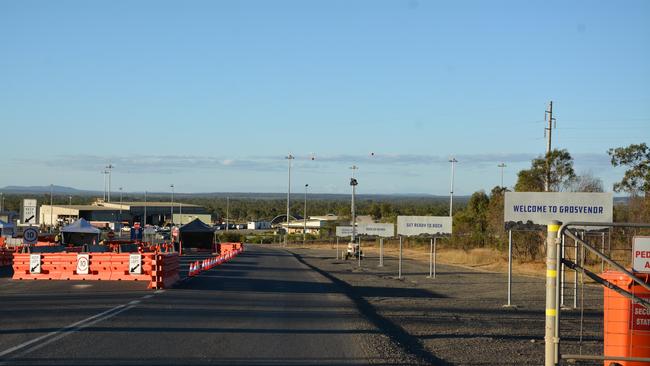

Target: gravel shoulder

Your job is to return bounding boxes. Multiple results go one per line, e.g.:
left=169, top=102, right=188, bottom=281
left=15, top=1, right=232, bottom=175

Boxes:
left=278, top=244, right=604, bottom=366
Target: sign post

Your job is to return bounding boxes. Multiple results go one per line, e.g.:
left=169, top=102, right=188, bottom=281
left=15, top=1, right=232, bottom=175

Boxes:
left=397, top=216, right=452, bottom=279
left=504, top=192, right=613, bottom=309
left=379, top=238, right=384, bottom=267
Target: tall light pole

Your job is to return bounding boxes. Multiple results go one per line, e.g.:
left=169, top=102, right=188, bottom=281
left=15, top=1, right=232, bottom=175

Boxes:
left=144, top=191, right=147, bottom=227
left=0, top=192, right=3, bottom=212
left=449, top=158, right=457, bottom=217
left=170, top=184, right=175, bottom=227
left=102, top=170, right=108, bottom=201
left=50, top=184, right=53, bottom=232
left=350, top=166, right=359, bottom=242
left=498, top=163, right=507, bottom=188
left=119, top=187, right=123, bottom=224
left=303, top=184, right=309, bottom=245
left=105, top=164, right=114, bottom=202
left=285, top=154, right=294, bottom=246
left=226, top=196, right=229, bottom=231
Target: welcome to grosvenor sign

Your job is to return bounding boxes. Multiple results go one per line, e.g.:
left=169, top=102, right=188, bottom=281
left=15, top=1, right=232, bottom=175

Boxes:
left=504, top=192, right=613, bottom=229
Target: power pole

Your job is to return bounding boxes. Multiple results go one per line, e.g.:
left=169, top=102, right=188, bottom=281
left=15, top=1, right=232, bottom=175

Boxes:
left=285, top=154, right=294, bottom=246
left=349, top=166, right=359, bottom=242
left=544, top=101, right=556, bottom=192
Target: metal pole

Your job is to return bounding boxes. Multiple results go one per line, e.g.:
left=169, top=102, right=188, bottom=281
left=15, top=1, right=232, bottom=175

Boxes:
left=170, top=184, right=174, bottom=226
left=428, top=238, right=433, bottom=278
left=573, top=232, right=578, bottom=309
left=358, top=236, right=361, bottom=267
left=398, top=236, right=403, bottom=279
left=560, top=234, right=566, bottom=306
left=107, top=164, right=112, bottom=202
left=303, top=184, right=308, bottom=246
left=226, top=196, right=229, bottom=231
left=102, top=170, right=106, bottom=201
left=336, top=237, right=339, bottom=259
left=448, top=158, right=457, bottom=216
left=379, top=238, right=384, bottom=267
left=544, top=221, right=561, bottom=366
left=119, top=187, right=123, bottom=238
left=433, top=237, right=437, bottom=278
left=49, top=184, right=53, bottom=232
left=601, top=232, right=605, bottom=273
left=554, top=226, right=563, bottom=364
left=285, top=154, right=294, bottom=246
left=498, top=163, right=506, bottom=188
left=144, top=191, right=147, bottom=227
left=507, top=229, right=513, bottom=306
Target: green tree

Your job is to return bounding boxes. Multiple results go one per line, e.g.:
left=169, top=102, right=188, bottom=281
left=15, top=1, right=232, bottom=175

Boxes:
left=608, top=143, right=650, bottom=195
left=515, top=149, right=576, bottom=192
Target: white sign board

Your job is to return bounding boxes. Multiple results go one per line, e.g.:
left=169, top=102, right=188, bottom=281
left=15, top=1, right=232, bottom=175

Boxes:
left=336, top=226, right=354, bottom=237
left=23, top=227, right=39, bottom=245
left=129, top=254, right=142, bottom=275
left=359, top=223, right=395, bottom=237
left=336, top=224, right=395, bottom=238
left=397, top=216, right=453, bottom=236
left=504, top=192, right=613, bottom=228
left=29, top=254, right=41, bottom=274
left=77, top=254, right=90, bottom=275
left=633, top=236, right=650, bottom=273
left=21, top=199, right=38, bottom=224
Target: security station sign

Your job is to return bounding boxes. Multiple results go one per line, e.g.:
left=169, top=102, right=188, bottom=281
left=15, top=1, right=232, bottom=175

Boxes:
left=129, top=254, right=142, bottom=275
left=504, top=192, right=613, bottom=229
left=397, top=216, right=452, bottom=236
left=633, top=237, right=650, bottom=273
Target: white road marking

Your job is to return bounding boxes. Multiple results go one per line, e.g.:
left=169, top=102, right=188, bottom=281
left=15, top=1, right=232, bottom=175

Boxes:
left=0, top=291, right=159, bottom=363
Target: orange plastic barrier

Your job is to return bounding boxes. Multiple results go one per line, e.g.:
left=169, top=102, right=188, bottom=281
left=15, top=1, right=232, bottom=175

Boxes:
left=12, top=252, right=180, bottom=289
left=602, top=271, right=650, bottom=366
left=188, top=246, right=244, bottom=277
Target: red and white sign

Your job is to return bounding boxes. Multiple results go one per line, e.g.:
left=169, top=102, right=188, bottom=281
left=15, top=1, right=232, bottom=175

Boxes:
left=133, top=222, right=141, bottom=230
left=632, top=236, right=650, bottom=273
left=172, top=227, right=179, bottom=238
left=631, top=301, right=650, bottom=331
left=107, top=231, right=115, bottom=239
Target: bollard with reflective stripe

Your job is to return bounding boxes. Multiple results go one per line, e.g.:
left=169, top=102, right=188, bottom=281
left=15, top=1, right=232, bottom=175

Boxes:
left=545, top=221, right=561, bottom=366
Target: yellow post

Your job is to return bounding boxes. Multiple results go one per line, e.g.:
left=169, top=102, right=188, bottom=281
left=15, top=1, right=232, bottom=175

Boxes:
left=545, top=220, right=561, bottom=366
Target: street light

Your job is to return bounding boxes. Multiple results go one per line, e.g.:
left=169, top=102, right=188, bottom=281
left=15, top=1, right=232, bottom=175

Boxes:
left=285, top=154, right=294, bottom=246
left=50, top=184, right=53, bottom=232
left=105, top=164, right=114, bottom=202
left=498, top=163, right=507, bottom=188
left=303, top=184, right=309, bottom=245
left=449, top=157, right=458, bottom=217
left=170, top=184, right=175, bottom=227
left=349, top=166, right=359, bottom=242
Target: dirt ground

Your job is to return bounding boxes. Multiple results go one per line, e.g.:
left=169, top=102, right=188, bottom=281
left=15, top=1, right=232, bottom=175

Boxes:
left=278, top=243, right=605, bottom=366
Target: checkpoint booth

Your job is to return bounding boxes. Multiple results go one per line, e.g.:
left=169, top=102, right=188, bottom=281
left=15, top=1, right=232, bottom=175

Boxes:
left=61, top=218, right=101, bottom=246
left=179, top=218, right=216, bottom=251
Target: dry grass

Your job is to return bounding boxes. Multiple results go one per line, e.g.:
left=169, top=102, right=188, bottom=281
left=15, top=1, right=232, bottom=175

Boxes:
left=283, top=240, right=609, bottom=280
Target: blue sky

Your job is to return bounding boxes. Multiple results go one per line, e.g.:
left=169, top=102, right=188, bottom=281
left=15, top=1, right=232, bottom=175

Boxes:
left=1, top=0, right=648, bottom=195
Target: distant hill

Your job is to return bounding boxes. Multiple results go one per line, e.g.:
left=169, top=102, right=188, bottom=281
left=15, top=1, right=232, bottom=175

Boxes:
left=0, top=185, right=464, bottom=202
left=0, top=185, right=101, bottom=195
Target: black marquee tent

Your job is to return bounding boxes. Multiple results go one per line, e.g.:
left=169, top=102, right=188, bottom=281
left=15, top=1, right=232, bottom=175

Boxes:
left=61, top=218, right=101, bottom=246
left=179, top=218, right=215, bottom=249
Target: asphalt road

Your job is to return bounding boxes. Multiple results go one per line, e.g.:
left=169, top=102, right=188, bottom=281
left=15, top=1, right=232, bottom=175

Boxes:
left=0, top=246, right=404, bottom=365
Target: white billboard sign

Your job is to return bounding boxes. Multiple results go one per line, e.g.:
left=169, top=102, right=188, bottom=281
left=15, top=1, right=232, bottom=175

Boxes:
left=336, top=226, right=353, bottom=237
left=633, top=237, right=650, bottom=273
left=21, top=199, right=38, bottom=224
left=359, top=223, right=395, bottom=238
left=397, top=216, right=452, bottom=236
left=504, top=192, right=613, bottom=228
left=336, top=224, right=395, bottom=238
